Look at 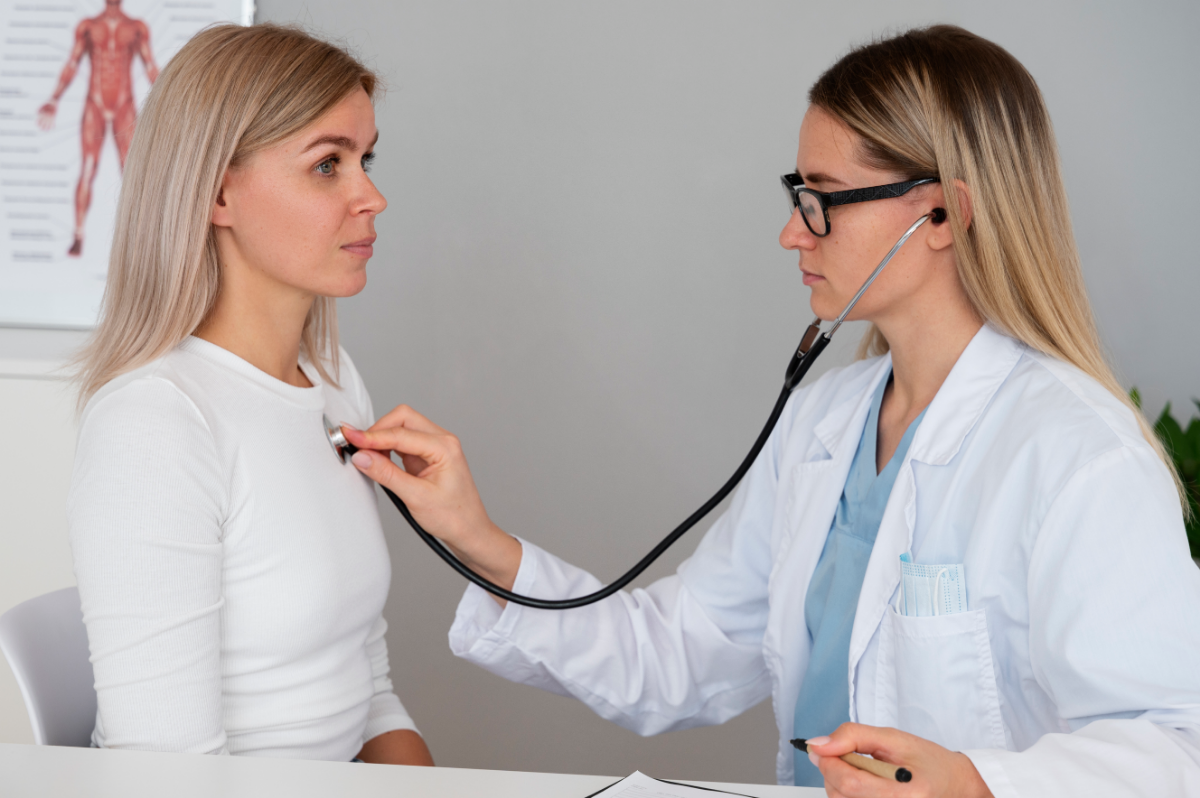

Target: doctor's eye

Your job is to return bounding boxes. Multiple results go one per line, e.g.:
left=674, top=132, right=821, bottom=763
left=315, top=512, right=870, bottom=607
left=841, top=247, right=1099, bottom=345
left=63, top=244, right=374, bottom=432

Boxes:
left=362, top=152, right=375, bottom=173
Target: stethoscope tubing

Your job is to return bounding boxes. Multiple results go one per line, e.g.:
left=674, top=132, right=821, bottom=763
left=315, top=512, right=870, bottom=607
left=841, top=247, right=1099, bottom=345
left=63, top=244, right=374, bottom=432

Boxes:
left=362, top=213, right=934, bottom=609
left=379, top=334, right=827, bottom=610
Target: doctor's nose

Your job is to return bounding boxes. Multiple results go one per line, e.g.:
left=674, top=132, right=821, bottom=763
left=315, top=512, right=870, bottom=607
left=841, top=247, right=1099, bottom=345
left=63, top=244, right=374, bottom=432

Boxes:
left=780, top=209, right=817, bottom=252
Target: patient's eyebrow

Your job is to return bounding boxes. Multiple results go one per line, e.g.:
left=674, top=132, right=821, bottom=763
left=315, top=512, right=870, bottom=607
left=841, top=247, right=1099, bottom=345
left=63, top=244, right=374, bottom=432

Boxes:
left=301, top=131, right=380, bottom=153
left=303, top=135, right=356, bottom=153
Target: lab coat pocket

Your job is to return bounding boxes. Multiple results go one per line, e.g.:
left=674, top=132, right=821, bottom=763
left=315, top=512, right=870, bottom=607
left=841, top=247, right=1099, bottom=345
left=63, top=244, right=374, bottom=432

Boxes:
left=875, top=606, right=1006, bottom=752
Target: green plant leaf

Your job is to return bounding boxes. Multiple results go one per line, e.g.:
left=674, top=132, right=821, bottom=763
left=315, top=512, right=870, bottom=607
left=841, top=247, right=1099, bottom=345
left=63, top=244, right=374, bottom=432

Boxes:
left=1129, top=395, right=1200, bottom=558
left=1186, top=418, right=1200, bottom=479
left=1155, top=404, right=1187, bottom=457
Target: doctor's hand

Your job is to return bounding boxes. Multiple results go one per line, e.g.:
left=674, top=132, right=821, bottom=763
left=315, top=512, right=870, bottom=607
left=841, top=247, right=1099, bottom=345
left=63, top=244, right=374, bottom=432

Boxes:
left=808, top=723, right=993, bottom=798
left=342, top=406, right=522, bottom=602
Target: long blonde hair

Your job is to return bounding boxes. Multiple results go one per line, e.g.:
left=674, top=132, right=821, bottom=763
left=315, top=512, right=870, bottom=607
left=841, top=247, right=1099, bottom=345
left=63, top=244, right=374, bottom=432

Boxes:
left=75, top=24, right=378, bottom=406
left=810, top=25, right=1185, bottom=504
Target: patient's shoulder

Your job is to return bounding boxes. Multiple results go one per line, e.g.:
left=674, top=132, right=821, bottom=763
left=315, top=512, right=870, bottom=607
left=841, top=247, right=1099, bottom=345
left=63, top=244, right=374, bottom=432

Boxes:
left=83, top=348, right=203, bottom=421
left=80, top=358, right=214, bottom=455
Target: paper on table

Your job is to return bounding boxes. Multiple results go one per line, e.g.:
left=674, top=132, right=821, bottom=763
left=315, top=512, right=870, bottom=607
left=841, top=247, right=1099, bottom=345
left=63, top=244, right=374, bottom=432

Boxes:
left=585, top=771, right=754, bottom=798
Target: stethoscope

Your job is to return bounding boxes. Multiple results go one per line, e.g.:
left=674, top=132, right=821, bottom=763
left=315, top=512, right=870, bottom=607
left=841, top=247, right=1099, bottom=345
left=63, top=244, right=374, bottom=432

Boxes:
left=324, top=208, right=945, bottom=609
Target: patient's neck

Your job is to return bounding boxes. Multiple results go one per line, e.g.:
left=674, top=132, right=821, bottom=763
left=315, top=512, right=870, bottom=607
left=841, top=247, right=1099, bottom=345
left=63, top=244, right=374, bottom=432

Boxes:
left=193, top=265, right=315, bottom=388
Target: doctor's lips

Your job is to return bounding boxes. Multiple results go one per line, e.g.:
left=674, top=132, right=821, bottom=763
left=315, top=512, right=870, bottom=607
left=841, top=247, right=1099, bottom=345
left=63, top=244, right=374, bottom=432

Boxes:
left=800, top=269, right=825, bottom=286
left=341, top=236, right=376, bottom=257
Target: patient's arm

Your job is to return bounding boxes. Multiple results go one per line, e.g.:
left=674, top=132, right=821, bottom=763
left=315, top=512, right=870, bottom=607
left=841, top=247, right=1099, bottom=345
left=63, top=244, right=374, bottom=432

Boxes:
left=68, top=378, right=228, bottom=753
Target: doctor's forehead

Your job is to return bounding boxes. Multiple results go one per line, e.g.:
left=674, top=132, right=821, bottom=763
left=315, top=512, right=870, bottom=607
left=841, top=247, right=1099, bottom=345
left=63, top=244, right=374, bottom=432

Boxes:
left=795, top=106, right=865, bottom=188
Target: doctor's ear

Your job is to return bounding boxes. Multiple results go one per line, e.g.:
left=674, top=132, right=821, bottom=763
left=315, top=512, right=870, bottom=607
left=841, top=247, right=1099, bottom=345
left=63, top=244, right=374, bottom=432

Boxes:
left=925, top=179, right=971, bottom=251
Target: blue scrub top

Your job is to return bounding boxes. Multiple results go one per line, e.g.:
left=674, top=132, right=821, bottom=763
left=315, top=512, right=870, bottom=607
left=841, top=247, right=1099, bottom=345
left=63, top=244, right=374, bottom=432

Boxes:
left=793, top=372, right=926, bottom=787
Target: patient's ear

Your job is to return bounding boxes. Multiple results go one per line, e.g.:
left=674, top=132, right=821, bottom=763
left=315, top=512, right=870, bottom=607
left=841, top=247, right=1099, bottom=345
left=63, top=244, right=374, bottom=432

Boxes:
left=212, top=172, right=233, bottom=227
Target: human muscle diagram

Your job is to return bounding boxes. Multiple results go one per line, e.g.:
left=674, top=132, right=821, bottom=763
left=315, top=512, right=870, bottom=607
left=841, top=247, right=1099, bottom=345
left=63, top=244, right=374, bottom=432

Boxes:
left=0, top=0, right=250, bottom=328
left=37, top=1, right=158, bottom=257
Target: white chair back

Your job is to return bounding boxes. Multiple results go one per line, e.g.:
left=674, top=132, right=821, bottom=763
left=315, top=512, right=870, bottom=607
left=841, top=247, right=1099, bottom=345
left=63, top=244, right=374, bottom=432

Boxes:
left=0, top=587, right=97, bottom=746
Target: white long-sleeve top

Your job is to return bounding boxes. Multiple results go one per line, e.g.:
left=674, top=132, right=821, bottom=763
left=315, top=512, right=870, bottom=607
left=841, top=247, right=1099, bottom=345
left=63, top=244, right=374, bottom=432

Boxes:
left=68, top=336, right=416, bottom=760
left=449, top=324, right=1200, bottom=794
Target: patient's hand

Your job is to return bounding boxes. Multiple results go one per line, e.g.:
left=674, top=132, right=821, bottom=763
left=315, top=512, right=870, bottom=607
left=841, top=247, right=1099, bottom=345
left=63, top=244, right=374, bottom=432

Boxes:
left=356, top=729, right=435, bottom=766
left=343, top=406, right=522, bottom=604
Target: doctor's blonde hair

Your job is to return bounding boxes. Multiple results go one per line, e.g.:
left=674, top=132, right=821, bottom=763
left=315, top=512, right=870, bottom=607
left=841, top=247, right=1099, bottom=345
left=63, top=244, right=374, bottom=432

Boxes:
left=811, top=25, right=1185, bottom=505
left=75, top=24, right=378, bottom=406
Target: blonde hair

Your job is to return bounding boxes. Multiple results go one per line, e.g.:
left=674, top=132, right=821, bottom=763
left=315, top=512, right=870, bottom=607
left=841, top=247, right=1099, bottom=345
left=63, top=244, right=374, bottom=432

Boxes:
left=75, top=24, right=378, bottom=406
left=810, top=25, right=1186, bottom=505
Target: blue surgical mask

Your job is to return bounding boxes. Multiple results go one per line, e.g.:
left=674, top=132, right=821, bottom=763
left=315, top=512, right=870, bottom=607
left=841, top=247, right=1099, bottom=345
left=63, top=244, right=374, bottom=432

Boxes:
left=897, top=553, right=967, bottom=617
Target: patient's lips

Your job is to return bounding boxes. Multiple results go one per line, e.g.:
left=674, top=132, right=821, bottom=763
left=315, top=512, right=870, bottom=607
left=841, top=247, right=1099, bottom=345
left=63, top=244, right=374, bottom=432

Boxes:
left=342, top=236, right=376, bottom=258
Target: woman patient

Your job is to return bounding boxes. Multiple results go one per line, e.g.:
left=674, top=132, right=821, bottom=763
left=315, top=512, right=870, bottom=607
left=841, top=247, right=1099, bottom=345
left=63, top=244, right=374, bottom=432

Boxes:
left=67, top=24, right=432, bottom=765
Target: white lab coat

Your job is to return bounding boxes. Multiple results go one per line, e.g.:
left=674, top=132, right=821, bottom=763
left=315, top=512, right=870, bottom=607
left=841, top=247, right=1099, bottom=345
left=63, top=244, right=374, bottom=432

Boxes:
left=449, top=325, right=1200, bottom=796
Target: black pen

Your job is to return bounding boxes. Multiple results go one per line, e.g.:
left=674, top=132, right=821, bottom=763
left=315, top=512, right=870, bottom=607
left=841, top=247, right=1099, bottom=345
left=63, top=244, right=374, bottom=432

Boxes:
left=791, top=738, right=913, bottom=783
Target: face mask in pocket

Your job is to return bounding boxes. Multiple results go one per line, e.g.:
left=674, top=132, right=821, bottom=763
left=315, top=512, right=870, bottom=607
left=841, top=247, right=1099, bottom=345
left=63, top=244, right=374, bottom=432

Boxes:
left=897, top=554, right=967, bottom=617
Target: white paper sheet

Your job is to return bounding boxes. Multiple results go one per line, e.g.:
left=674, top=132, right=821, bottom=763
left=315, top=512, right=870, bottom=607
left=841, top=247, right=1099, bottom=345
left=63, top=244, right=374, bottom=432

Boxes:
left=588, top=771, right=747, bottom=798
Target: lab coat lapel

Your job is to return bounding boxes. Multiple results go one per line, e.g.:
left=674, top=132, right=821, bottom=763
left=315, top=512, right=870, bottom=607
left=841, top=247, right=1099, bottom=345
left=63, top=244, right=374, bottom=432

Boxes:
left=765, top=356, right=892, bottom=756
left=778, top=356, right=893, bottom=560
left=846, top=326, right=1025, bottom=716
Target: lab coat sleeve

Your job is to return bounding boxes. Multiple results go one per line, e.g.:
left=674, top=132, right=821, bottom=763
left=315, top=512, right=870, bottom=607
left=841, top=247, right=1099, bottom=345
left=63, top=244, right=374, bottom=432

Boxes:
left=361, top=615, right=420, bottom=743
left=67, top=378, right=229, bottom=755
left=448, top=411, right=785, bottom=736
left=964, top=445, right=1200, bottom=797
left=449, top=540, right=771, bottom=735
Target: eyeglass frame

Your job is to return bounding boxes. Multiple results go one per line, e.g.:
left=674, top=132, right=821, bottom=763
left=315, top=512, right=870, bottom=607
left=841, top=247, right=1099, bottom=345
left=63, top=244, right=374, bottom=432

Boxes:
left=780, top=172, right=939, bottom=238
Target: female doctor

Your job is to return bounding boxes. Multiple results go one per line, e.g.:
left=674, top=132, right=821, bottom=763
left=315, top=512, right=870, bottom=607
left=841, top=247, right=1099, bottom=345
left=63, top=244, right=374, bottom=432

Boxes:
left=345, top=26, right=1200, bottom=797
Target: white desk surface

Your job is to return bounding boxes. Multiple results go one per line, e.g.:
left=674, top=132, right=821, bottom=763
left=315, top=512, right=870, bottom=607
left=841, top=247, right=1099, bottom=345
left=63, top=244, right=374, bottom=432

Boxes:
left=0, top=743, right=822, bottom=798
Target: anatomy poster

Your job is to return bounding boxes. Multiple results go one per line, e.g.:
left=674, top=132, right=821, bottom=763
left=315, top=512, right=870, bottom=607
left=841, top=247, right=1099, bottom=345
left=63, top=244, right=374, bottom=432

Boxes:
left=0, top=0, right=252, bottom=328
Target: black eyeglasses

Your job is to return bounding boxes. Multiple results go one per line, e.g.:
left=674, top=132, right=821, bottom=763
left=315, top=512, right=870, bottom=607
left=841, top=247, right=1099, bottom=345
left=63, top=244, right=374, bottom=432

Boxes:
left=780, top=173, right=938, bottom=237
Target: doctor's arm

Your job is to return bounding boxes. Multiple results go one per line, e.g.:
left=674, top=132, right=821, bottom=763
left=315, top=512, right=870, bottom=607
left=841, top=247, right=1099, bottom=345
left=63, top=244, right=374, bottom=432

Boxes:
left=344, top=405, right=778, bottom=735
left=961, top=445, right=1200, bottom=797
left=811, top=445, right=1200, bottom=798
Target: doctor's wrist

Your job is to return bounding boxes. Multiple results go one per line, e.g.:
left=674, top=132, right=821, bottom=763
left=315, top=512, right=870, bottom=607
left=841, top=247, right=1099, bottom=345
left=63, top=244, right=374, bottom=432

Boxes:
left=952, top=753, right=994, bottom=798
left=445, top=522, right=522, bottom=595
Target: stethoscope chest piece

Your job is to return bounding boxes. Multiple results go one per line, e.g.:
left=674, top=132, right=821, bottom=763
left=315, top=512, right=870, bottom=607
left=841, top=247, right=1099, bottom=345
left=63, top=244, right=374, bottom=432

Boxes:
left=324, top=414, right=351, bottom=463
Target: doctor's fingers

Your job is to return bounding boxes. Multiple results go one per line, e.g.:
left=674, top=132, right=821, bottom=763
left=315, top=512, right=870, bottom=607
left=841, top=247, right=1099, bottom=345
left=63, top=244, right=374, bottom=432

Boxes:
left=344, top=425, right=461, bottom=475
left=815, top=725, right=917, bottom=798
left=368, top=403, right=448, bottom=436
left=349, top=447, right=439, bottom=507
left=819, top=756, right=912, bottom=798
left=819, top=723, right=913, bottom=767
left=350, top=435, right=496, bottom=552
left=816, top=724, right=991, bottom=798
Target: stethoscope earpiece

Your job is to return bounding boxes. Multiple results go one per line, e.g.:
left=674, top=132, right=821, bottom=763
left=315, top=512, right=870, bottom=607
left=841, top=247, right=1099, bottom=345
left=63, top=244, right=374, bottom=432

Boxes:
left=930, top=207, right=947, bottom=224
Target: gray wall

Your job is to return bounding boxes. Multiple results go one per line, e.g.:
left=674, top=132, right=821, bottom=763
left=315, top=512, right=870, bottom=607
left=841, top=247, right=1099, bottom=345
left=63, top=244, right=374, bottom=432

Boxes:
left=243, top=0, right=1199, bottom=784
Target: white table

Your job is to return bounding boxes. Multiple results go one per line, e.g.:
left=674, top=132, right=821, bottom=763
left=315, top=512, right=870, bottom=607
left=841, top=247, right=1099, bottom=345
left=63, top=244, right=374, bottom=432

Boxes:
left=0, top=744, right=822, bottom=797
